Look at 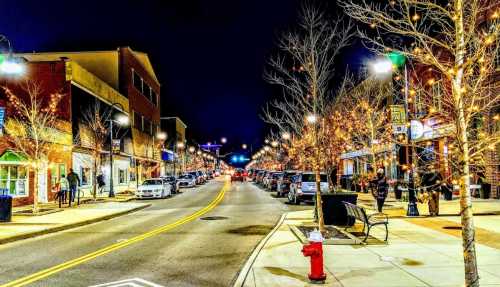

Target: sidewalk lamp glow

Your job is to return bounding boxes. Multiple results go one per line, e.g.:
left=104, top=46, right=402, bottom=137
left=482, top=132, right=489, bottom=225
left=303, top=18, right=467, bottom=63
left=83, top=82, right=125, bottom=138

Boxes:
left=156, top=132, right=167, bottom=140
left=188, top=146, right=196, bottom=153
left=197, top=150, right=202, bottom=155
left=370, top=58, right=393, bottom=75
left=306, top=114, right=317, bottom=124
left=115, top=114, right=129, bottom=126
left=242, top=144, right=247, bottom=149
left=0, top=60, right=24, bottom=75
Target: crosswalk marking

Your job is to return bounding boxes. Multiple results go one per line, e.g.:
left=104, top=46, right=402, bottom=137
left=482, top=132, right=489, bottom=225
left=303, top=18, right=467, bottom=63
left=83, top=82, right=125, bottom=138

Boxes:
left=89, top=278, right=164, bottom=287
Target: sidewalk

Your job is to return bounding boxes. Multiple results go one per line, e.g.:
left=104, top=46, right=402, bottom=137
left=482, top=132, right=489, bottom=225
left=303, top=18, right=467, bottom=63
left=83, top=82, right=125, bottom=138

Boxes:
left=234, top=209, right=500, bottom=287
left=356, top=192, right=500, bottom=217
left=0, top=201, right=150, bottom=245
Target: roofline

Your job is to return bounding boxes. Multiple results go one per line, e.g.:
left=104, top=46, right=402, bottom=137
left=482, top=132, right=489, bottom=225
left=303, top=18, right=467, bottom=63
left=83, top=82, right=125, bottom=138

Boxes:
left=161, top=117, right=187, bottom=129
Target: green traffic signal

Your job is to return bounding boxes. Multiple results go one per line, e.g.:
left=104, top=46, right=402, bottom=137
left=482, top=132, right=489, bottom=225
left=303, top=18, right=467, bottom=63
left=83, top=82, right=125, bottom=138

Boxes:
left=387, top=51, right=406, bottom=68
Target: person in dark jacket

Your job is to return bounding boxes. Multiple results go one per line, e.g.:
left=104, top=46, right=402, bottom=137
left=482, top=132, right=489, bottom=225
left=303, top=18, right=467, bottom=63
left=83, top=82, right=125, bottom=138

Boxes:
left=373, top=168, right=388, bottom=213
left=66, top=169, right=80, bottom=203
left=427, top=169, right=443, bottom=216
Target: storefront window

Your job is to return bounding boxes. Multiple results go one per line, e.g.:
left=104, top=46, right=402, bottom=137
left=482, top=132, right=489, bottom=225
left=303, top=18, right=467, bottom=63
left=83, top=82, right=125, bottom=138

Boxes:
left=118, top=169, right=127, bottom=184
left=51, top=164, right=66, bottom=188
left=81, top=167, right=91, bottom=186
left=0, top=165, right=28, bottom=197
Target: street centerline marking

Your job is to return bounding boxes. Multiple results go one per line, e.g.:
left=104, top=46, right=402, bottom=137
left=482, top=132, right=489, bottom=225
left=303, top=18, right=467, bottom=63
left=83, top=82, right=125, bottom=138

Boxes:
left=0, top=181, right=230, bottom=287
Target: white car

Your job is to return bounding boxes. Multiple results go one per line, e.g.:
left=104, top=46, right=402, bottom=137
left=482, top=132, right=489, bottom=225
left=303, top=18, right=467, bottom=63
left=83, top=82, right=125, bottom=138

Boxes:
left=136, top=178, right=172, bottom=199
left=177, top=174, right=197, bottom=188
left=288, top=172, right=329, bottom=205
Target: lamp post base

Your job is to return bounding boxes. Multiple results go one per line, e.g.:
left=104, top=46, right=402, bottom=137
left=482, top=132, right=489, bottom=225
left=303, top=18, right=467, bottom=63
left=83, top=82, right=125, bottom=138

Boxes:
left=406, top=201, right=419, bottom=216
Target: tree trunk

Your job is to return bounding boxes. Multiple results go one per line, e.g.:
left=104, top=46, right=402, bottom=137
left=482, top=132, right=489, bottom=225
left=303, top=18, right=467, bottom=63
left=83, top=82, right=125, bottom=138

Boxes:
left=454, top=1, right=479, bottom=285
left=314, top=141, right=325, bottom=232
left=32, top=165, right=39, bottom=213
left=92, top=156, right=97, bottom=200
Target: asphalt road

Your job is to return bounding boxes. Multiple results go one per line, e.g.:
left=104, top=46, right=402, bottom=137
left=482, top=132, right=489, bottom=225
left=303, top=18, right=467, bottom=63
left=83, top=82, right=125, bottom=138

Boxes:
left=0, top=177, right=311, bottom=287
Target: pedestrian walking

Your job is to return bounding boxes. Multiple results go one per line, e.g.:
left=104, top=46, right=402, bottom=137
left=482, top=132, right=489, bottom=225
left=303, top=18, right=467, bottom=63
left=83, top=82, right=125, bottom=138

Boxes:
left=427, top=169, right=443, bottom=216
left=97, top=173, right=106, bottom=194
left=372, top=168, right=388, bottom=213
left=58, top=175, right=70, bottom=205
left=66, top=168, right=80, bottom=203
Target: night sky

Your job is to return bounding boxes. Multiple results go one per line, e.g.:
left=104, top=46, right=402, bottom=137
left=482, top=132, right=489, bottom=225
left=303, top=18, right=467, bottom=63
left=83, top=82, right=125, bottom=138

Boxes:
left=0, top=0, right=367, bottom=154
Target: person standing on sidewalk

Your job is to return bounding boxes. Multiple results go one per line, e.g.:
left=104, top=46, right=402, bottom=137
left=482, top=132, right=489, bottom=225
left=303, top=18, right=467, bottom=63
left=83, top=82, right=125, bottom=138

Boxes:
left=373, top=168, right=388, bottom=213
left=58, top=175, right=70, bottom=204
left=427, top=169, right=443, bottom=216
left=66, top=169, right=80, bottom=203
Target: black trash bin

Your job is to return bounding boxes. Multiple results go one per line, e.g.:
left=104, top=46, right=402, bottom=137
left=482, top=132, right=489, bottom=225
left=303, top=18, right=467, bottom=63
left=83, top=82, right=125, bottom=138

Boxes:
left=321, top=192, right=358, bottom=226
left=0, top=194, right=13, bottom=222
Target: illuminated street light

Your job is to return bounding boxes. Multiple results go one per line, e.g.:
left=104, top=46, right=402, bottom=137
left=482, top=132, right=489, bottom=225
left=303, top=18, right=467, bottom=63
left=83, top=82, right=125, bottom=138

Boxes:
left=271, top=141, right=278, bottom=147
left=264, top=146, right=270, bottom=152
left=177, top=142, right=185, bottom=149
left=115, top=114, right=129, bottom=126
left=0, top=59, right=24, bottom=75
left=242, top=144, right=247, bottom=149
left=197, top=150, right=202, bottom=155
left=156, top=132, right=167, bottom=140
left=264, top=139, right=269, bottom=144
left=306, top=114, right=317, bottom=124
left=282, top=132, right=291, bottom=140
left=188, top=146, right=196, bottom=153
left=221, top=137, right=227, bottom=144
left=370, top=58, right=393, bottom=75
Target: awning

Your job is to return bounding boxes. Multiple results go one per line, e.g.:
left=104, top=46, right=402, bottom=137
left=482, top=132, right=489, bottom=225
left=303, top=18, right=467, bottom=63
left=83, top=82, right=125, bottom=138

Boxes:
left=0, top=150, right=28, bottom=164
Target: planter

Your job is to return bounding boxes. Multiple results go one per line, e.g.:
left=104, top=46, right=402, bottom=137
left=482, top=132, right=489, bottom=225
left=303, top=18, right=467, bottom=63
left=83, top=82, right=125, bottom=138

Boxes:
left=480, top=183, right=491, bottom=199
left=321, top=192, right=358, bottom=227
left=0, top=195, right=12, bottom=222
left=394, top=185, right=402, bottom=200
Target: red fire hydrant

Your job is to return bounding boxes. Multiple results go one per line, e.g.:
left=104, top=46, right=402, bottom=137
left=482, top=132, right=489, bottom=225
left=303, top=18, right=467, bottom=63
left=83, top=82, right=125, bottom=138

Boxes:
left=301, top=229, right=326, bottom=283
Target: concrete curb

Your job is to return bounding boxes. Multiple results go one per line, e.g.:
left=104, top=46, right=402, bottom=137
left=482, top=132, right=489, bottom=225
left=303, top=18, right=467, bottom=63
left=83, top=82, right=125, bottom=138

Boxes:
left=232, top=212, right=288, bottom=287
left=0, top=204, right=151, bottom=245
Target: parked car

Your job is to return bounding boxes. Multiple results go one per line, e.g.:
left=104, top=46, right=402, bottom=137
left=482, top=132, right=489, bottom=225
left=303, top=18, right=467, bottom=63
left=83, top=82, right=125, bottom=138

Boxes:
left=270, top=172, right=283, bottom=191
left=197, top=171, right=206, bottom=183
left=255, top=170, right=266, bottom=184
left=288, top=172, right=329, bottom=205
left=231, top=169, right=244, bottom=182
left=161, top=176, right=179, bottom=194
left=136, top=178, right=172, bottom=199
left=262, top=171, right=273, bottom=189
left=188, top=171, right=203, bottom=184
left=178, top=174, right=197, bottom=188
left=276, top=170, right=299, bottom=197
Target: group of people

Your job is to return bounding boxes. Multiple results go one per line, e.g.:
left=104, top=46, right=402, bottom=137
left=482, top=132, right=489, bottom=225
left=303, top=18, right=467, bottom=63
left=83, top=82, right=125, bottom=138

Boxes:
left=368, top=166, right=444, bottom=216
left=54, top=168, right=80, bottom=205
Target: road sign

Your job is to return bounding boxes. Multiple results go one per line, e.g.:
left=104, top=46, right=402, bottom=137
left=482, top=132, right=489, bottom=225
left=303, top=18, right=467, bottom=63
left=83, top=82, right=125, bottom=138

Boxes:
left=112, top=139, right=121, bottom=153
left=90, top=278, right=164, bottom=287
left=392, top=124, right=407, bottom=134
left=389, top=105, right=406, bottom=125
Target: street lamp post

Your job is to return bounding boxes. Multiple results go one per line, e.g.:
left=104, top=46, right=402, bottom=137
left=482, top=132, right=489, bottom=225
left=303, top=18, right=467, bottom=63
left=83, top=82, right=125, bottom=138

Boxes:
left=371, top=56, right=419, bottom=216
left=107, top=103, right=129, bottom=198
left=0, top=35, right=24, bottom=76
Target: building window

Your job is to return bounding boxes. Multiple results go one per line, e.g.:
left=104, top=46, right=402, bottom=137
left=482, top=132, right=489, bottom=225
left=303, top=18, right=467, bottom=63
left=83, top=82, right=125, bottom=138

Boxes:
left=118, top=169, right=127, bottom=184
left=133, top=70, right=143, bottom=94
left=81, top=167, right=91, bottom=186
left=152, top=90, right=158, bottom=106
left=0, top=165, right=28, bottom=197
left=144, top=119, right=152, bottom=135
left=134, top=112, right=143, bottom=130
left=130, top=158, right=137, bottom=182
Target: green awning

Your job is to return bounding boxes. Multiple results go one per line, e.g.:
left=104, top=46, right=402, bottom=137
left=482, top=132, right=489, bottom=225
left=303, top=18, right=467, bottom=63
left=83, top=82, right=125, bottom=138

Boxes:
left=0, top=151, right=27, bottom=162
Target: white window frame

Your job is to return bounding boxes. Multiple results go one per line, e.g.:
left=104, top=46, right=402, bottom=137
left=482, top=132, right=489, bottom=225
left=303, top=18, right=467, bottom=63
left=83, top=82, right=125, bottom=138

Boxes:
left=0, top=164, right=29, bottom=198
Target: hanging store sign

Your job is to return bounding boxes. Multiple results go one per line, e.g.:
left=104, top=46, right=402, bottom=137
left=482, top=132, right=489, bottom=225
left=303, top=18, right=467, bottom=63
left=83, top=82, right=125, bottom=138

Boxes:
left=112, top=139, right=121, bottom=153
left=0, top=107, right=5, bottom=136
left=390, top=105, right=406, bottom=125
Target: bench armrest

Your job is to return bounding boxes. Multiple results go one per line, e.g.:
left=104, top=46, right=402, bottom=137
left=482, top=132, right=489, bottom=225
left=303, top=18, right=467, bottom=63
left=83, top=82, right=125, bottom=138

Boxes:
left=368, top=213, right=388, bottom=223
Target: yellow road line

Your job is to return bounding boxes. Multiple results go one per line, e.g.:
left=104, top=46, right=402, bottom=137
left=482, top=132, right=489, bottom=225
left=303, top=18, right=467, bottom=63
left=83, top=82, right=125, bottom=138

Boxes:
left=1, top=181, right=230, bottom=287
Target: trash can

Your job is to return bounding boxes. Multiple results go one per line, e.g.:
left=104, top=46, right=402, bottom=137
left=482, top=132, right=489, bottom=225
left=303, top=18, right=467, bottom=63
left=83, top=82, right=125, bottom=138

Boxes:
left=0, top=194, right=13, bottom=222
left=321, top=192, right=358, bottom=226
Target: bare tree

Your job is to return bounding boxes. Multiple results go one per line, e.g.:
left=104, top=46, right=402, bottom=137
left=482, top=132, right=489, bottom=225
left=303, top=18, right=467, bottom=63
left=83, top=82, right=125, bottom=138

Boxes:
left=78, top=101, right=111, bottom=200
left=2, top=82, right=64, bottom=213
left=264, top=5, right=354, bottom=231
left=339, top=0, right=500, bottom=285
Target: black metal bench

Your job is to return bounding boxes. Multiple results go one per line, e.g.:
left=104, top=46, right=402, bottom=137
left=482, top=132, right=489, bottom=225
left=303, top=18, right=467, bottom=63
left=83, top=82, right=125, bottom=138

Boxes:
left=342, top=201, right=389, bottom=242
